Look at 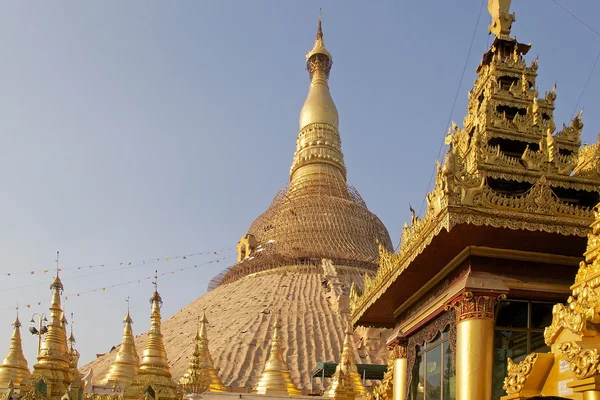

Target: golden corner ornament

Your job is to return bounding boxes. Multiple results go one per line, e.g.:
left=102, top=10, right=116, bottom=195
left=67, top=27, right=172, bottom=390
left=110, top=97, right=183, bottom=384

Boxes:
left=2, top=1, right=600, bottom=400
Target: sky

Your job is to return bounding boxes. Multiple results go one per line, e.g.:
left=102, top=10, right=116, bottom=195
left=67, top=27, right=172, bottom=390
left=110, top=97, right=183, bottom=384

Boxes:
left=0, top=0, right=599, bottom=367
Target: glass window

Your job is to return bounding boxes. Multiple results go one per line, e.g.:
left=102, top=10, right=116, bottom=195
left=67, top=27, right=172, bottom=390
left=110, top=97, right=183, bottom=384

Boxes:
left=492, top=300, right=554, bottom=400
left=410, top=328, right=455, bottom=400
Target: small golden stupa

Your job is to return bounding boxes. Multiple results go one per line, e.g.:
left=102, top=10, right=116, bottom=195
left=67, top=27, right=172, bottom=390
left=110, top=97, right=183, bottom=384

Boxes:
left=0, top=312, right=30, bottom=388
left=99, top=310, right=139, bottom=388
left=21, top=269, right=75, bottom=400
left=252, top=319, right=301, bottom=396
left=179, top=312, right=225, bottom=393
left=123, top=274, right=180, bottom=400
left=325, top=321, right=366, bottom=398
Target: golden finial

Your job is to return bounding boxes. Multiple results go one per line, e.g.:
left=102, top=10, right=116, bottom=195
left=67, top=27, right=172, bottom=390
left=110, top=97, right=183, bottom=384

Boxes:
left=0, top=306, right=30, bottom=387
left=253, top=318, right=301, bottom=396
left=100, top=301, right=139, bottom=388
left=488, top=0, right=515, bottom=39
left=317, top=8, right=323, bottom=40
left=325, top=319, right=366, bottom=398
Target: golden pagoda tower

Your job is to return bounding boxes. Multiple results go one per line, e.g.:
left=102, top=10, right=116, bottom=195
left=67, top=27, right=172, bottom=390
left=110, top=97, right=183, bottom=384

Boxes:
left=0, top=311, right=30, bottom=388
left=99, top=309, right=139, bottom=389
left=86, top=13, right=392, bottom=390
left=252, top=319, right=301, bottom=396
left=21, top=267, right=74, bottom=400
left=325, top=321, right=366, bottom=398
left=179, top=312, right=225, bottom=393
left=123, top=273, right=180, bottom=400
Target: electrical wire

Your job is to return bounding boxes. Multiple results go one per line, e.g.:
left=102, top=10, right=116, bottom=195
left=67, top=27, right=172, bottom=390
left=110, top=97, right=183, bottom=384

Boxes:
left=412, top=0, right=487, bottom=232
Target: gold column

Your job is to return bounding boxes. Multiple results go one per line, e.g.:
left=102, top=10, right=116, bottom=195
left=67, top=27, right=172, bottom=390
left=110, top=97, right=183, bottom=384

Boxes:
left=449, top=291, right=504, bottom=400
left=392, top=341, right=408, bottom=400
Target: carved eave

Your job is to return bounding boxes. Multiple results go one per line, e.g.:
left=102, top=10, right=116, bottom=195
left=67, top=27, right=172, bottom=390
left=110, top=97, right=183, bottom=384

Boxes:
left=352, top=174, right=595, bottom=326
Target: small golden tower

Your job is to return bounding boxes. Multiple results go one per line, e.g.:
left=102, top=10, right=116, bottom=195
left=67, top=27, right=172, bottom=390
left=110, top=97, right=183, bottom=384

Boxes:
left=179, top=318, right=209, bottom=397
left=123, top=273, right=180, bottom=400
left=179, top=312, right=225, bottom=393
left=99, top=306, right=140, bottom=388
left=0, top=310, right=30, bottom=388
left=66, top=316, right=81, bottom=393
left=252, top=319, right=301, bottom=396
left=21, top=257, right=74, bottom=400
left=325, top=321, right=365, bottom=398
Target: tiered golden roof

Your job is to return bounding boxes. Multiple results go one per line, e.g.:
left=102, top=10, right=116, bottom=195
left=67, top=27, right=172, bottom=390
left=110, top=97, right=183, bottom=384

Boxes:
left=214, top=12, right=392, bottom=288
left=21, top=271, right=75, bottom=400
left=0, top=313, right=30, bottom=388
left=123, top=277, right=180, bottom=400
left=99, top=311, right=139, bottom=388
left=178, top=312, right=225, bottom=394
left=351, top=0, right=600, bottom=321
left=325, top=321, right=365, bottom=398
left=252, top=319, right=301, bottom=396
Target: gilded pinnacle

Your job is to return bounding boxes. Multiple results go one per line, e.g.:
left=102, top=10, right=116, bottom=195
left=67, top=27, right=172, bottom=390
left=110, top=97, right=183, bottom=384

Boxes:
left=253, top=319, right=301, bottom=396
left=123, top=284, right=179, bottom=400
left=179, top=312, right=225, bottom=393
left=325, top=320, right=365, bottom=398
left=100, top=310, right=139, bottom=387
left=21, top=269, right=73, bottom=399
left=0, top=312, right=30, bottom=387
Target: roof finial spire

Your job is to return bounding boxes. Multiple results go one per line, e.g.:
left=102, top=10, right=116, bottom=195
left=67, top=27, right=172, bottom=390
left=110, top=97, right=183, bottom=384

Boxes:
left=153, top=270, right=158, bottom=293
left=317, top=8, right=323, bottom=40
left=488, top=0, right=515, bottom=39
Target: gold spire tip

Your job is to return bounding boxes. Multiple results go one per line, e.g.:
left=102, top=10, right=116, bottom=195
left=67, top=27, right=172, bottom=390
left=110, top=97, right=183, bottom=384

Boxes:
left=317, top=9, right=323, bottom=39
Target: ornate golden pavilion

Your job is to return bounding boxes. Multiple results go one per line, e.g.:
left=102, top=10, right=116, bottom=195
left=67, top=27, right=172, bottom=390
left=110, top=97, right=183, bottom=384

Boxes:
left=351, top=0, right=600, bottom=399
left=1, top=2, right=600, bottom=400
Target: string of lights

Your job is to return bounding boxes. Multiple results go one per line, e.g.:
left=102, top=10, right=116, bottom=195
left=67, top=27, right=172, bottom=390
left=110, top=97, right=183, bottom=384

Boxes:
left=406, top=0, right=487, bottom=251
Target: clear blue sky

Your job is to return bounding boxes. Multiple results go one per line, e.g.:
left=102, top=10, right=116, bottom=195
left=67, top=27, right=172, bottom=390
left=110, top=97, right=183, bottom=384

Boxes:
left=1, top=1, right=599, bottom=367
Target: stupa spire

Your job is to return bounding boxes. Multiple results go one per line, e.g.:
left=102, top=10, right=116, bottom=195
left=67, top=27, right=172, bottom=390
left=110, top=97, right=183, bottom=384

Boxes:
left=123, top=272, right=179, bottom=400
left=140, top=272, right=169, bottom=374
left=179, top=312, right=225, bottom=394
left=100, top=300, right=139, bottom=388
left=292, top=10, right=348, bottom=195
left=325, top=320, right=366, bottom=398
left=253, top=319, right=301, bottom=396
left=0, top=308, right=30, bottom=387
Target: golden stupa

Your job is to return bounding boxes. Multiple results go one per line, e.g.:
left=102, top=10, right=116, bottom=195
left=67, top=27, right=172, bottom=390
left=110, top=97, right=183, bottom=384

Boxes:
left=0, top=313, right=30, bottom=388
left=123, top=276, right=180, bottom=400
left=252, top=319, right=301, bottom=396
left=179, top=312, right=225, bottom=393
left=21, top=270, right=76, bottom=399
left=325, top=321, right=366, bottom=398
left=98, top=310, right=139, bottom=388
left=84, top=14, right=391, bottom=391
